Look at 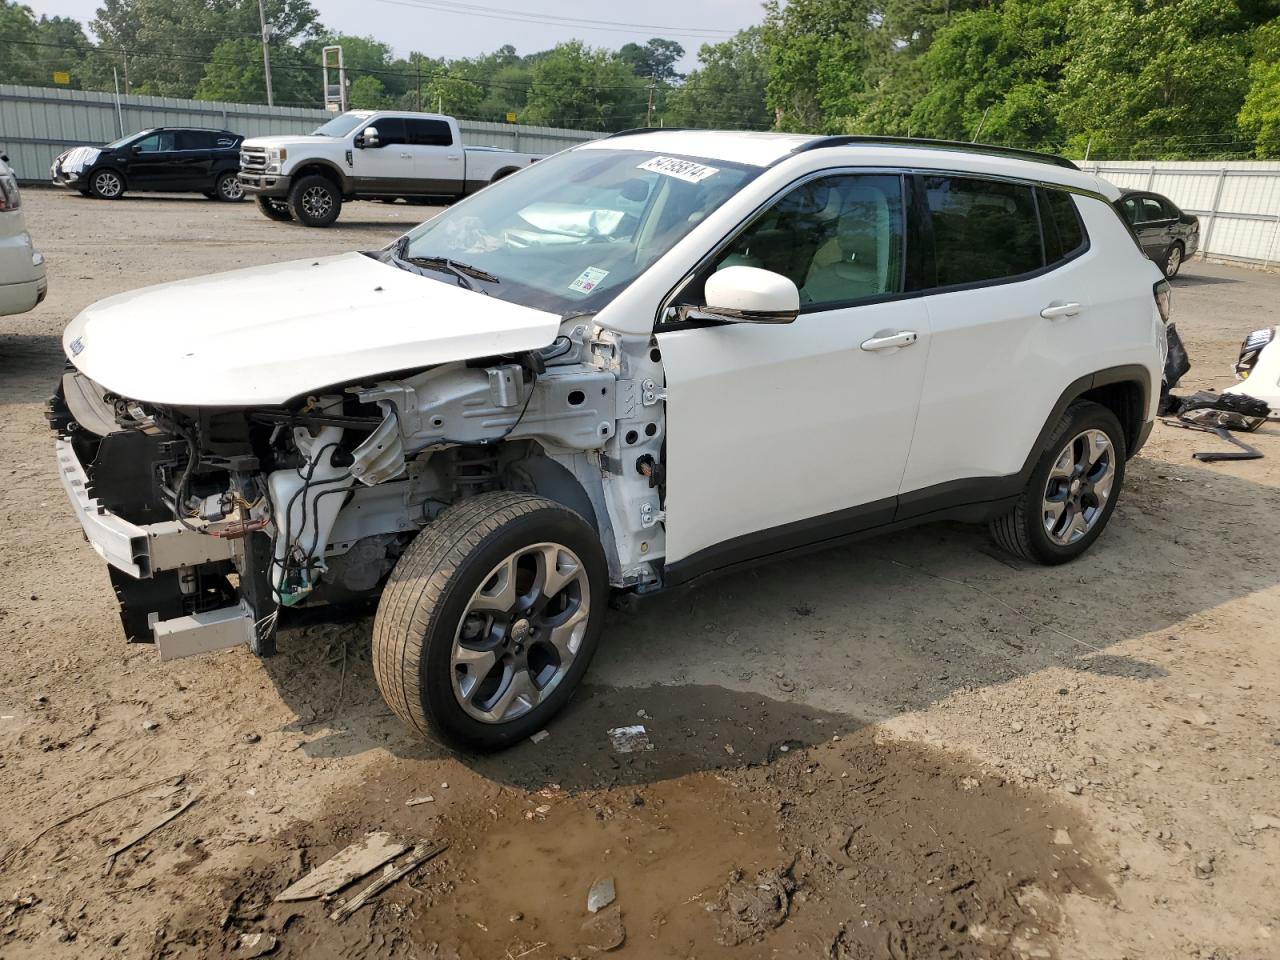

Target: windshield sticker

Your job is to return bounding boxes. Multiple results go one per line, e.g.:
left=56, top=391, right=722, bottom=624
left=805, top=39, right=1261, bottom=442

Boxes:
left=568, top=266, right=609, bottom=295
left=637, top=156, right=720, bottom=184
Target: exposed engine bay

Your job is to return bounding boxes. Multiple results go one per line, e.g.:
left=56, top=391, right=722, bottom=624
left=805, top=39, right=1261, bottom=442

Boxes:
left=48, top=322, right=667, bottom=658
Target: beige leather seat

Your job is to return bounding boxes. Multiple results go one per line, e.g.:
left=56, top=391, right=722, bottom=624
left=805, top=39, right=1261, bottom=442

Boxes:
left=803, top=188, right=891, bottom=304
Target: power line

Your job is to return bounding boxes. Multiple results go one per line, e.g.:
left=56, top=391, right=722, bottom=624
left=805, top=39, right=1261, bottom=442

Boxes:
left=366, top=0, right=736, bottom=39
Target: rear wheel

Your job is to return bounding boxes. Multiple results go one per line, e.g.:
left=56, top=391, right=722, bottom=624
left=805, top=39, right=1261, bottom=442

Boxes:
left=214, top=172, right=244, bottom=202
left=89, top=168, right=125, bottom=199
left=288, top=174, right=341, bottom=227
left=989, top=401, right=1126, bottom=564
left=1163, top=241, right=1184, bottom=278
left=372, top=492, right=607, bottom=751
left=255, top=196, right=293, bottom=222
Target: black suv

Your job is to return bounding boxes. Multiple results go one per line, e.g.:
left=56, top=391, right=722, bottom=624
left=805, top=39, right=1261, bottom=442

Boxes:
left=50, top=128, right=245, bottom=202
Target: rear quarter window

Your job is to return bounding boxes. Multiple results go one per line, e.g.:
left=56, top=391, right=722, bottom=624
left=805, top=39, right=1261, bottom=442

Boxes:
left=923, top=175, right=1043, bottom=287
left=1038, top=188, right=1087, bottom=263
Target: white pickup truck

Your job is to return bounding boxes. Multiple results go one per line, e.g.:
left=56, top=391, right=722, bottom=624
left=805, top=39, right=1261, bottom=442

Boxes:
left=239, top=110, right=543, bottom=226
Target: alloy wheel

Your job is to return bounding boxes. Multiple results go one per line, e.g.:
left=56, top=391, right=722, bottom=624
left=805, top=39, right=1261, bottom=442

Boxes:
left=301, top=185, right=333, bottom=219
left=220, top=175, right=244, bottom=200
left=451, top=542, right=591, bottom=724
left=93, top=171, right=122, bottom=197
left=1165, top=246, right=1182, bottom=277
left=1041, top=428, right=1116, bottom=545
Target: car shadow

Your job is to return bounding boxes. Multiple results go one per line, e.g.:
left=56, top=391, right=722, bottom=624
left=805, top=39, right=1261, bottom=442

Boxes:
left=1174, top=271, right=1242, bottom=287
left=258, top=453, right=1280, bottom=793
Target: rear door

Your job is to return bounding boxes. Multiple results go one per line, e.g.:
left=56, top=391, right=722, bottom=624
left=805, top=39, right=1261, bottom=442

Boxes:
left=657, top=171, right=932, bottom=569
left=899, top=175, right=1094, bottom=509
left=174, top=130, right=216, bottom=189
left=405, top=118, right=465, bottom=195
left=1129, top=193, right=1174, bottom=260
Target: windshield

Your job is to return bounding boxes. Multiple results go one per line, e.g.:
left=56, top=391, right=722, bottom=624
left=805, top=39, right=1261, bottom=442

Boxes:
left=104, top=130, right=152, bottom=149
left=399, top=148, right=760, bottom=316
left=312, top=112, right=372, bottom=138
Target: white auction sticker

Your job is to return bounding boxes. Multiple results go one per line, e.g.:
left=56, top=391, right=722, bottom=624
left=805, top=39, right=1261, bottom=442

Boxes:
left=637, top=155, right=720, bottom=183
left=568, top=265, right=609, bottom=295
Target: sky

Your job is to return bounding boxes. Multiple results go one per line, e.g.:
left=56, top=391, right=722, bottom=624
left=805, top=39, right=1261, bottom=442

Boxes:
left=28, top=0, right=768, bottom=69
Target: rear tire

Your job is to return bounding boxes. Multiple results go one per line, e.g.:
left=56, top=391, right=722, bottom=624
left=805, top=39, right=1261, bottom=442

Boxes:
left=255, top=196, right=293, bottom=222
left=989, top=400, right=1127, bottom=565
left=372, top=492, right=607, bottom=751
left=287, top=174, right=341, bottom=227
left=89, top=168, right=125, bottom=199
left=1163, top=241, right=1184, bottom=278
left=214, top=172, right=244, bottom=202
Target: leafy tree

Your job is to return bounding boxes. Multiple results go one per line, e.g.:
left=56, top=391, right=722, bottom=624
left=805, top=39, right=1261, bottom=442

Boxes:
left=618, top=37, right=685, bottom=82
left=1239, top=20, right=1280, bottom=156
left=1057, top=0, right=1252, bottom=158
left=665, top=28, right=770, bottom=130
left=524, top=41, right=646, bottom=131
left=908, top=0, right=1070, bottom=147
left=348, top=74, right=391, bottom=108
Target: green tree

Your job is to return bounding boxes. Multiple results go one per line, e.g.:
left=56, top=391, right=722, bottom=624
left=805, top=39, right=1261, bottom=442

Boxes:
left=524, top=41, right=646, bottom=131
left=617, top=37, right=685, bottom=82
left=664, top=28, right=770, bottom=130
left=1239, top=20, right=1280, bottom=156
left=1058, top=0, right=1252, bottom=158
left=908, top=0, right=1070, bottom=147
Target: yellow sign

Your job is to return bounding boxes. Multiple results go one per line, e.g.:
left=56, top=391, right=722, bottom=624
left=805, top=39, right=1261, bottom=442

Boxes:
left=52, top=71, right=70, bottom=85
left=505, top=111, right=517, bottom=123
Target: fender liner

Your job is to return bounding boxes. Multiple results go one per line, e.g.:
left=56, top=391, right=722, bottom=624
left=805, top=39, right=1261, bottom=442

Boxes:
left=290, top=160, right=352, bottom=193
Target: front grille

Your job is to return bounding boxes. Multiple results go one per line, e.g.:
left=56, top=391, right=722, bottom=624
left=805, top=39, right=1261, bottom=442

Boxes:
left=240, top=147, right=267, bottom=172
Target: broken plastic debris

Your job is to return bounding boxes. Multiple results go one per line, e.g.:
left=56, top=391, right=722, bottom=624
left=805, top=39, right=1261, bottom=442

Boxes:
left=275, top=832, right=409, bottom=901
left=529, top=730, right=549, bottom=744
left=607, top=724, right=653, bottom=753
left=405, top=796, right=435, bottom=806
left=588, top=875, right=617, bottom=913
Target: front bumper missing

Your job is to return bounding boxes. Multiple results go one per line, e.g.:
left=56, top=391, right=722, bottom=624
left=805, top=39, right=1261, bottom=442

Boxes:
left=55, top=438, right=256, bottom=659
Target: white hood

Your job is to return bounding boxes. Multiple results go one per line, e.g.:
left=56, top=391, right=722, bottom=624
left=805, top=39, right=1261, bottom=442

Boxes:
left=63, top=252, right=561, bottom=406
left=242, top=134, right=341, bottom=150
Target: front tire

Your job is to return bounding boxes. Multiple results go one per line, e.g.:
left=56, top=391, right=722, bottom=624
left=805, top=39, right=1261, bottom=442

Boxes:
left=373, top=492, right=608, bottom=751
left=989, top=401, right=1126, bottom=564
left=255, top=196, right=293, bottom=222
left=89, top=168, right=125, bottom=199
left=287, top=174, right=341, bottom=227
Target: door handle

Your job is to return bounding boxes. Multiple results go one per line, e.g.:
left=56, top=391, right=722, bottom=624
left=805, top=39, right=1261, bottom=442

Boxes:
left=1040, top=302, right=1082, bottom=320
left=860, top=331, right=918, bottom=352
left=399, top=152, right=412, bottom=159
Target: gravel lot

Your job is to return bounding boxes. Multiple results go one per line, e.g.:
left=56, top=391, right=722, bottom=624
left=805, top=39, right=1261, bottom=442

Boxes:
left=1, top=189, right=1278, bottom=959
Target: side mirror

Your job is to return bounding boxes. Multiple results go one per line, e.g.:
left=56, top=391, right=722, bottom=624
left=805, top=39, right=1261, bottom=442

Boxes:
left=131, top=144, right=144, bottom=154
left=691, top=266, right=800, bottom=324
left=356, top=125, right=380, bottom=149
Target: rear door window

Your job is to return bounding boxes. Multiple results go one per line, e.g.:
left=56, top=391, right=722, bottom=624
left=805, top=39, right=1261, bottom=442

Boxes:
left=177, top=131, right=214, bottom=151
left=1138, top=197, right=1167, bottom=222
left=407, top=119, right=454, bottom=147
left=923, top=176, right=1043, bottom=287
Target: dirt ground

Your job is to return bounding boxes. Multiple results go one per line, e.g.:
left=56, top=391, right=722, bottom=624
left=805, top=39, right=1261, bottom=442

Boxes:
left=1, top=189, right=1278, bottom=960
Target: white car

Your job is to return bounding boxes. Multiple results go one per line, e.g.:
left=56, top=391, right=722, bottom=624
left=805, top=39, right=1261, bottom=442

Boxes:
left=0, top=155, right=48, bottom=316
left=238, top=111, right=542, bottom=227
left=51, top=131, right=1167, bottom=749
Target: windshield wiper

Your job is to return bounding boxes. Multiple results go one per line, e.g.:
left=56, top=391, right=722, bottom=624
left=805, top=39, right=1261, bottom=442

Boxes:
left=400, top=250, right=500, bottom=292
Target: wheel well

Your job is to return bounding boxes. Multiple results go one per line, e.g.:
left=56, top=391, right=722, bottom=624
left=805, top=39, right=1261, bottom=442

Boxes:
left=490, top=167, right=519, bottom=183
left=293, top=163, right=344, bottom=190
left=1078, top=379, right=1144, bottom=456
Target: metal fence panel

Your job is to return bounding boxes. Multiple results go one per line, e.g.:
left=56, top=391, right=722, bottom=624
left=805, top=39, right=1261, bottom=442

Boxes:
left=0, top=84, right=602, bottom=182
left=1086, top=160, right=1280, bottom=268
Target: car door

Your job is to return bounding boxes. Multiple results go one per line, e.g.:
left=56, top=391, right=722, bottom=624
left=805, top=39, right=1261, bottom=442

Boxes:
left=405, top=118, right=465, bottom=195
left=351, top=116, right=411, bottom=192
left=1130, top=193, right=1174, bottom=260
left=126, top=131, right=180, bottom=190
left=174, top=130, right=215, bottom=190
left=656, top=172, right=931, bottom=568
left=900, top=175, right=1095, bottom=508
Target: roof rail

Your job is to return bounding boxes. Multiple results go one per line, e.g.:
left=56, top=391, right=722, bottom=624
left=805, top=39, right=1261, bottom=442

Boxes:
left=792, top=136, right=1079, bottom=170
left=606, top=127, right=689, bottom=138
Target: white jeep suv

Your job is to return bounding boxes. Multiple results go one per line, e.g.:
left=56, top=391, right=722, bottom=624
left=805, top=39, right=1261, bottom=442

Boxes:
left=51, top=131, right=1166, bottom=749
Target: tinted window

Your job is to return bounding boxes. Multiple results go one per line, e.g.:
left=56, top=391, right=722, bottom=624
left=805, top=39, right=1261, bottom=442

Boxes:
left=177, top=130, right=214, bottom=150
left=924, top=176, right=1042, bottom=286
left=372, top=117, right=407, bottom=146
left=1138, top=197, right=1167, bottom=222
left=134, top=132, right=177, bottom=152
left=1039, top=188, right=1087, bottom=262
left=407, top=119, right=453, bottom=147
left=1120, top=196, right=1140, bottom=224
left=710, top=174, right=905, bottom=308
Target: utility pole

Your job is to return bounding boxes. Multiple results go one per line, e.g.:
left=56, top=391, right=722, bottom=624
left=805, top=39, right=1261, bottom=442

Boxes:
left=415, top=58, right=422, bottom=112
left=971, top=106, right=990, bottom=143
left=257, top=0, right=274, bottom=107
left=121, top=52, right=129, bottom=93
left=646, top=75, right=656, bottom=127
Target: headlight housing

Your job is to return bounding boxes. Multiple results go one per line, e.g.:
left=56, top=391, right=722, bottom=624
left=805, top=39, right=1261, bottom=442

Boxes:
left=1235, top=327, right=1275, bottom=380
